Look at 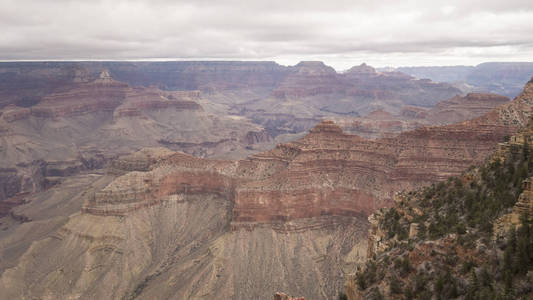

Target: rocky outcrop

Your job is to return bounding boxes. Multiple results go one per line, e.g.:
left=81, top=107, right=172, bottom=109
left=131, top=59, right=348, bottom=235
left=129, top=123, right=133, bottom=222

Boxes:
left=1, top=105, right=31, bottom=123
left=28, top=70, right=128, bottom=119
left=115, top=88, right=201, bottom=117
left=241, top=130, right=272, bottom=145
left=231, top=82, right=532, bottom=225
left=345, top=63, right=377, bottom=76
left=81, top=151, right=237, bottom=216
left=274, top=292, right=306, bottom=300
left=344, top=95, right=533, bottom=299
left=493, top=120, right=533, bottom=235
left=272, top=61, right=342, bottom=98
left=107, top=147, right=175, bottom=174
left=338, top=93, right=510, bottom=139
left=0, top=71, right=202, bottom=122
left=232, top=113, right=520, bottom=224
left=1, top=66, right=532, bottom=300
left=494, top=177, right=533, bottom=236
left=400, top=106, right=428, bottom=119
left=0, top=68, right=268, bottom=212
left=425, top=93, right=509, bottom=124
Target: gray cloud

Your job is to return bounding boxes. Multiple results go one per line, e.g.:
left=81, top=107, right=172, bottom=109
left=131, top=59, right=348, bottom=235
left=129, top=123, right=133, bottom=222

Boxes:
left=0, top=0, right=532, bottom=69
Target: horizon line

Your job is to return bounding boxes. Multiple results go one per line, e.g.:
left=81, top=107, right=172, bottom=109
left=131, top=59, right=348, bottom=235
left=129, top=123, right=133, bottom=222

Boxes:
left=1, top=59, right=533, bottom=71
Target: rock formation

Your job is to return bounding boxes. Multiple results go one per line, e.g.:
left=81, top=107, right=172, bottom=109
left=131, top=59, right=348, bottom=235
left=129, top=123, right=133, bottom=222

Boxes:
left=344, top=80, right=533, bottom=300
left=233, top=82, right=532, bottom=224
left=1, top=80, right=531, bottom=299
left=0, top=61, right=479, bottom=217
left=0, top=69, right=270, bottom=214
left=0, top=60, right=531, bottom=300
left=396, top=62, right=533, bottom=98
left=337, top=92, right=510, bottom=139
left=494, top=177, right=533, bottom=236
left=0, top=61, right=463, bottom=138
left=425, top=93, right=509, bottom=124
left=274, top=292, right=306, bottom=300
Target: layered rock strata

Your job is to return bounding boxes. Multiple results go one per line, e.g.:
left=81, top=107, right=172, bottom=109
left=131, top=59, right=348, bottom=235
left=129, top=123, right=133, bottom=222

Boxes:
left=337, top=92, right=510, bottom=139
left=0, top=69, right=271, bottom=210
left=0, top=72, right=531, bottom=300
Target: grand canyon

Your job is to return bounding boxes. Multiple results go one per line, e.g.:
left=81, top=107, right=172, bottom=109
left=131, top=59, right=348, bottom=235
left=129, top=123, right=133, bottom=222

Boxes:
left=2, top=1, right=533, bottom=299
left=0, top=60, right=532, bottom=299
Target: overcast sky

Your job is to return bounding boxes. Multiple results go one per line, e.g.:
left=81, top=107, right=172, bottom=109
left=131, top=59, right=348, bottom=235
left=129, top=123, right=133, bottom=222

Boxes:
left=1, top=0, right=532, bottom=70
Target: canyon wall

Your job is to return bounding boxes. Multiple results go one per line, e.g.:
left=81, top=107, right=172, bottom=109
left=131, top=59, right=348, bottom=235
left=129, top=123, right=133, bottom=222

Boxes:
left=396, top=62, right=533, bottom=98
left=233, top=82, right=532, bottom=224
left=0, top=62, right=532, bottom=300
left=1, top=80, right=531, bottom=299
left=0, top=70, right=270, bottom=211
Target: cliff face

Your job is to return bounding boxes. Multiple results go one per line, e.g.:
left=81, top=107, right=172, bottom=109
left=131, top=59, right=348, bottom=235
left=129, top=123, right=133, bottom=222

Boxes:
left=425, top=93, right=510, bottom=124
left=0, top=62, right=531, bottom=300
left=335, top=92, right=509, bottom=139
left=1, top=81, right=531, bottom=300
left=1, top=70, right=203, bottom=121
left=233, top=84, right=531, bottom=224
left=238, top=62, right=461, bottom=132
left=345, top=81, right=533, bottom=300
left=0, top=61, right=463, bottom=138
left=0, top=147, right=370, bottom=299
left=272, top=61, right=342, bottom=98
left=0, top=70, right=270, bottom=212
left=0, top=62, right=471, bottom=214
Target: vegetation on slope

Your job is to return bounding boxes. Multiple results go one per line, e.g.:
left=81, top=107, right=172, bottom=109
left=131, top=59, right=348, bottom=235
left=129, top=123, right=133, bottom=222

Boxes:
left=351, top=119, right=533, bottom=299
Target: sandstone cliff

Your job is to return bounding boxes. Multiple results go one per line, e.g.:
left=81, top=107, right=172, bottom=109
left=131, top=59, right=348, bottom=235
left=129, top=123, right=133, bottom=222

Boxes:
left=337, top=92, right=509, bottom=139
left=345, top=82, right=533, bottom=299
left=232, top=82, right=532, bottom=225
left=0, top=67, right=531, bottom=300
left=0, top=61, right=464, bottom=139
left=0, top=145, right=370, bottom=299
left=1, top=81, right=532, bottom=299
left=0, top=69, right=270, bottom=213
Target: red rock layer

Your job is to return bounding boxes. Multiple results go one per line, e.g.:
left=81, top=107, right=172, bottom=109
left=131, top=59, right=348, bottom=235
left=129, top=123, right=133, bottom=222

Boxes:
left=0, top=71, right=202, bottom=123
left=270, top=62, right=460, bottom=103
left=83, top=81, right=533, bottom=226
left=338, top=93, right=510, bottom=139
left=82, top=152, right=239, bottom=216
left=232, top=83, right=533, bottom=224
left=272, top=61, right=341, bottom=98
left=426, top=93, right=509, bottom=124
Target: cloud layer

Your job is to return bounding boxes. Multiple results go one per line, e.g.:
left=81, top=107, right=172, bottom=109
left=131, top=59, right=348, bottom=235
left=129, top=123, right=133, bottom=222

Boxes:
left=1, top=0, right=532, bottom=69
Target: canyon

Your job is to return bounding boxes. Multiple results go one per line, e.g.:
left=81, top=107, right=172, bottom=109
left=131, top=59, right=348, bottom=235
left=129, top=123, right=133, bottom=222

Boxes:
left=0, top=62, right=513, bottom=214
left=394, top=62, right=533, bottom=98
left=0, top=72, right=531, bottom=299
left=347, top=86, right=533, bottom=299
left=0, top=61, right=532, bottom=299
left=0, top=68, right=277, bottom=214
left=337, top=92, right=510, bottom=139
